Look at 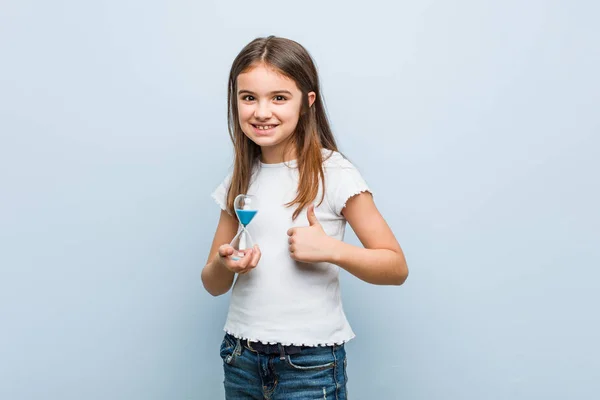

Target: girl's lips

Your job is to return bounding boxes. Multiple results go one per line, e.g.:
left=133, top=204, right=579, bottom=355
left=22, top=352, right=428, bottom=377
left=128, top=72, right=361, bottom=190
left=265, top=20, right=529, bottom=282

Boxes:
left=252, top=124, right=278, bottom=135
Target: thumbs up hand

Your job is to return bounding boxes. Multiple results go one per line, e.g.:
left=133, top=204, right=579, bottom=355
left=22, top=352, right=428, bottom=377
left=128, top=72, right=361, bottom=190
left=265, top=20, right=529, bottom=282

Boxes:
left=286, top=204, right=336, bottom=263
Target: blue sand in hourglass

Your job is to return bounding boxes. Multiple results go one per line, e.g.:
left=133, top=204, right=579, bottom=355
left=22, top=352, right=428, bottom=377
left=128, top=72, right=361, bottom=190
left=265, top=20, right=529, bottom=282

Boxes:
left=235, top=209, right=257, bottom=226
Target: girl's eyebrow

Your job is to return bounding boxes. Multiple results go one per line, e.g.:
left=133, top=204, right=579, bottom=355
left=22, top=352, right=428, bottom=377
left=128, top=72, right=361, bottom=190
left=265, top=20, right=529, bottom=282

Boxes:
left=238, top=89, right=293, bottom=96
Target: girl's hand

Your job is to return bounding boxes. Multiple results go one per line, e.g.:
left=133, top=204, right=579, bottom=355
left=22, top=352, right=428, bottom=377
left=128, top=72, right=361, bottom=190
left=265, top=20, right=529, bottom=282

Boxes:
left=217, top=244, right=261, bottom=274
left=287, top=204, right=336, bottom=263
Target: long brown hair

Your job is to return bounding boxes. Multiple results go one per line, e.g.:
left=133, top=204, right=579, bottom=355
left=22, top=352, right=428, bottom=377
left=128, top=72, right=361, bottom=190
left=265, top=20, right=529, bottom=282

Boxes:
left=226, top=36, right=339, bottom=220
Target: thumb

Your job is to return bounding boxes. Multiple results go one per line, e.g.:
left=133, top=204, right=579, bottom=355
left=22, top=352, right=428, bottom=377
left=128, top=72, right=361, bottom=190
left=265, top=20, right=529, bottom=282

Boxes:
left=307, top=204, right=320, bottom=226
left=218, top=244, right=233, bottom=257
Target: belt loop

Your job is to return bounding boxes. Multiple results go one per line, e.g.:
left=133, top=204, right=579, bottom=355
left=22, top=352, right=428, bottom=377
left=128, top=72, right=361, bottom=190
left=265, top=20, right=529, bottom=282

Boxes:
left=278, top=343, right=286, bottom=361
left=246, top=338, right=255, bottom=352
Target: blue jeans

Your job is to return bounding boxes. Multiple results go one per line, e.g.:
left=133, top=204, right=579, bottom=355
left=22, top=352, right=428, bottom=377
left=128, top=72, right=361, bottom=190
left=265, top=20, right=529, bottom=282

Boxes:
left=220, top=333, right=348, bottom=399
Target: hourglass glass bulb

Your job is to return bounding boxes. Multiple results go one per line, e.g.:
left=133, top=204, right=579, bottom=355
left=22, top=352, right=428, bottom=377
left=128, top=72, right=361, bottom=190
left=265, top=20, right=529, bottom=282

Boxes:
left=230, top=194, right=259, bottom=261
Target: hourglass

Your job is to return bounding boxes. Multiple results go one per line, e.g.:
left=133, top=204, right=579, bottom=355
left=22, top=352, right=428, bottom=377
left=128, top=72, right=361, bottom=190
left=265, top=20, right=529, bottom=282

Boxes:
left=230, top=194, right=259, bottom=260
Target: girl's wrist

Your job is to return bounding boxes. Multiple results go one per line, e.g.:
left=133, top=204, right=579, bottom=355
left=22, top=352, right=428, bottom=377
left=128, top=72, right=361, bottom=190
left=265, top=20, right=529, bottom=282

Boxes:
left=325, top=237, right=343, bottom=265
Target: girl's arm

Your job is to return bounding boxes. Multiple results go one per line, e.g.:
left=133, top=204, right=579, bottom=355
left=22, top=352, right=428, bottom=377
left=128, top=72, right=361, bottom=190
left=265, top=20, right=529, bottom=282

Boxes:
left=333, top=192, right=408, bottom=285
left=201, top=210, right=261, bottom=296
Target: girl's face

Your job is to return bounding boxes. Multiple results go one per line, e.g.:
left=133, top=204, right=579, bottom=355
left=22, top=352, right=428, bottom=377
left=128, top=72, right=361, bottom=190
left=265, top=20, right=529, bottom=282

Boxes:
left=236, top=63, right=315, bottom=162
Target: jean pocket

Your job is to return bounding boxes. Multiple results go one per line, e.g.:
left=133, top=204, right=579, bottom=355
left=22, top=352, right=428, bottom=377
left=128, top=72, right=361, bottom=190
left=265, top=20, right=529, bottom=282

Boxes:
left=285, top=348, right=336, bottom=371
left=219, top=334, right=237, bottom=362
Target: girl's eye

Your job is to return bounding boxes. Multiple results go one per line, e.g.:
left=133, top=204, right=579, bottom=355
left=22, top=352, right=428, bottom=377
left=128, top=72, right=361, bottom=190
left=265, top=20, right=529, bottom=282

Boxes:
left=242, top=95, right=255, bottom=101
left=274, top=95, right=286, bottom=101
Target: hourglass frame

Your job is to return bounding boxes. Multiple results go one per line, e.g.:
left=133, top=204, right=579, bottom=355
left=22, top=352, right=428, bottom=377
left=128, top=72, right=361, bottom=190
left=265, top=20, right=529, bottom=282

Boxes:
left=230, top=194, right=258, bottom=261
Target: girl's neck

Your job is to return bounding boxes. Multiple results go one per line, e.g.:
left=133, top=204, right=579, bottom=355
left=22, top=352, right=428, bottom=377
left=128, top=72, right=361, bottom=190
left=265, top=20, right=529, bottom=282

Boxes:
left=259, top=146, right=297, bottom=165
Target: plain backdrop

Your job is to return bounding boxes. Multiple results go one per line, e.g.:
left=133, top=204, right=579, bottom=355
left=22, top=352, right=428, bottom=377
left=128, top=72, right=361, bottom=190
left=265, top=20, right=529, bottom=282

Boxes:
left=1, top=1, right=598, bottom=399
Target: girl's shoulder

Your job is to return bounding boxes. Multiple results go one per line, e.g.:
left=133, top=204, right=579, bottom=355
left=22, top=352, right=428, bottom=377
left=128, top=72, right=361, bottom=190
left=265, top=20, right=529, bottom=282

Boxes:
left=320, top=149, right=371, bottom=216
left=321, top=149, right=356, bottom=170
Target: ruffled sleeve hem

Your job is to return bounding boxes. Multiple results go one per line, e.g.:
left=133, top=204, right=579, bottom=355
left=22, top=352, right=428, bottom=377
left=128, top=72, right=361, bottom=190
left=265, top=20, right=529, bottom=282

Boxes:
left=339, top=188, right=373, bottom=214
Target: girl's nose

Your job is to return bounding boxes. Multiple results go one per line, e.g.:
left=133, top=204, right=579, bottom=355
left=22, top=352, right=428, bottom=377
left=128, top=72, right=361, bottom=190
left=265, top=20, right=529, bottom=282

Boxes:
left=254, top=102, right=272, bottom=120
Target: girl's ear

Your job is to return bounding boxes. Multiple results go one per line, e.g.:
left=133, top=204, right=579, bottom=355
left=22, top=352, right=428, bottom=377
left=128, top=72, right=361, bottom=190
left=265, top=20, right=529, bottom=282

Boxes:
left=308, top=91, right=316, bottom=108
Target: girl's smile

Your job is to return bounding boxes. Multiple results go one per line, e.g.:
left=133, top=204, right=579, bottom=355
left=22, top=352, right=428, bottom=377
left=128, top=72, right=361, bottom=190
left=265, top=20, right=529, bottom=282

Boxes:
left=251, top=123, right=279, bottom=136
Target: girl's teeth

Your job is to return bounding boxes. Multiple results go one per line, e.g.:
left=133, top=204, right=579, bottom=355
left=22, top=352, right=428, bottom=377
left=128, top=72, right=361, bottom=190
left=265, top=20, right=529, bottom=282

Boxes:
left=257, top=125, right=273, bottom=130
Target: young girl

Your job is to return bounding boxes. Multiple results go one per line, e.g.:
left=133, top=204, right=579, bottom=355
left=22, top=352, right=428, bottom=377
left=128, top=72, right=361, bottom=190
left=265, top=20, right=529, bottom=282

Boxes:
left=201, top=36, right=408, bottom=399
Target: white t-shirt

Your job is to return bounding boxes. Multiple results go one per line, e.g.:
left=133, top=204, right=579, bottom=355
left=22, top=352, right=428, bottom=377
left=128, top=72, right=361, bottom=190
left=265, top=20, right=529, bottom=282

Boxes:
left=211, top=149, right=371, bottom=346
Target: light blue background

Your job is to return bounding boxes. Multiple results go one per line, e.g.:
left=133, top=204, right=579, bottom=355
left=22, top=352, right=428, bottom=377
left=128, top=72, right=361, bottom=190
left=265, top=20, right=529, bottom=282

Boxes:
left=1, top=1, right=598, bottom=399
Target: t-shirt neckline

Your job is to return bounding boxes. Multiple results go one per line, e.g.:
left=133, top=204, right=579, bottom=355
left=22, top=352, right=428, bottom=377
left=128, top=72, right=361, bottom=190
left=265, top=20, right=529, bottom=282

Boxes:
left=259, top=159, right=298, bottom=168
